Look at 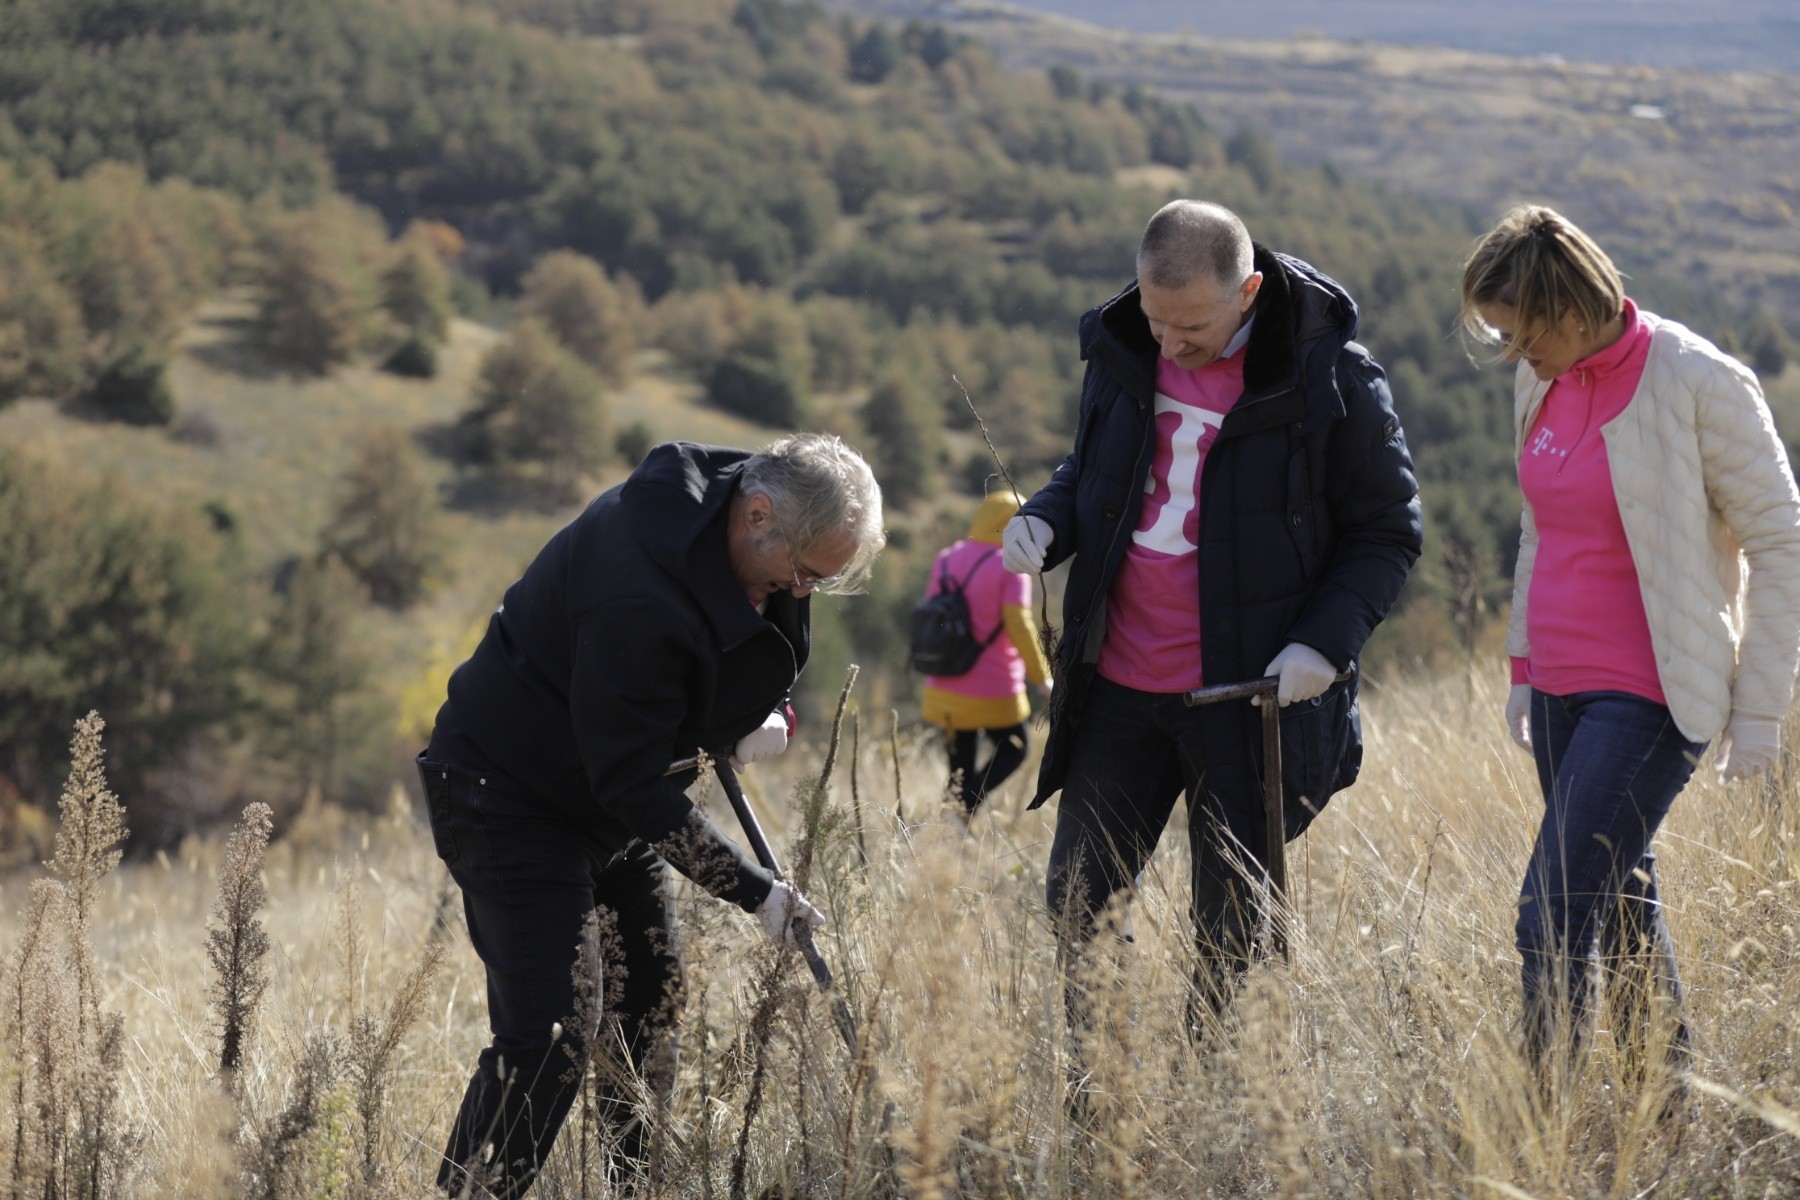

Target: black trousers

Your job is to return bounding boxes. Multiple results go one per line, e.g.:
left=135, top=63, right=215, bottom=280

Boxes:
left=418, top=758, right=682, bottom=1198
left=945, top=723, right=1029, bottom=813
left=1045, top=678, right=1266, bottom=1029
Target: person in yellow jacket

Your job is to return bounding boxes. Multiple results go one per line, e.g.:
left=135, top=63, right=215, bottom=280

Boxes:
left=919, top=493, right=1054, bottom=814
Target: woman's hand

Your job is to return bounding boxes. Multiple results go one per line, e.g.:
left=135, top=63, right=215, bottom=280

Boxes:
left=1505, top=684, right=1533, bottom=751
left=1715, top=718, right=1780, bottom=782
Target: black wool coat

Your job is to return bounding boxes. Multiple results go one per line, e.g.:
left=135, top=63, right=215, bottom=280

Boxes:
left=1020, top=247, right=1423, bottom=835
left=428, top=442, right=807, bottom=904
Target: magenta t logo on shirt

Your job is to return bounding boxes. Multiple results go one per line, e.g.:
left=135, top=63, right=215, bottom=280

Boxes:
left=1096, top=352, right=1246, bottom=693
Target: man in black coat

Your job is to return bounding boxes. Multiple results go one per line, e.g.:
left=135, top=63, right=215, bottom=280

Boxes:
left=1003, top=200, right=1421, bottom=1037
left=419, top=434, right=884, bottom=1197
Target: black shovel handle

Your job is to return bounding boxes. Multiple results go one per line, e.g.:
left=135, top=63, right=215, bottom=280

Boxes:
left=1178, top=665, right=1353, bottom=962
left=1180, top=664, right=1356, bottom=709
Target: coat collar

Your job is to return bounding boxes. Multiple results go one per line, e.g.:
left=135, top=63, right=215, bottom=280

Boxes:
left=1082, top=245, right=1359, bottom=436
left=622, top=441, right=798, bottom=652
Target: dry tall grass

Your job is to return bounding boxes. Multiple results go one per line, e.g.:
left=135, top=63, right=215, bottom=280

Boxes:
left=4, top=668, right=1800, bottom=1197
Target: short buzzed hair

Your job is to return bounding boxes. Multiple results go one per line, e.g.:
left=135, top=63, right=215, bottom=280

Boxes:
left=1137, top=200, right=1255, bottom=292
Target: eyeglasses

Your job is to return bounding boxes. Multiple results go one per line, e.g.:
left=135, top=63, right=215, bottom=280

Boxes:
left=1489, top=321, right=1548, bottom=359
left=786, top=548, right=844, bottom=594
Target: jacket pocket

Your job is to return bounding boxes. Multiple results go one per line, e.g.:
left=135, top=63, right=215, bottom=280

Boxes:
left=1277, top=684, right=1359, bottom=841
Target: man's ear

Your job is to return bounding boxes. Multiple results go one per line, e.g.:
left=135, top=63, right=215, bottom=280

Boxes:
left=1238, top=271, right=1264, bottom=312
left=743, top=491, right=773, bottom=529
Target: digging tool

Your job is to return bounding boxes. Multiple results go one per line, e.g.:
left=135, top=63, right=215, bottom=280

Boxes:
left=1182, top=666, right=1356, bottom=962
left=664, top=753, right=860, bottom=1056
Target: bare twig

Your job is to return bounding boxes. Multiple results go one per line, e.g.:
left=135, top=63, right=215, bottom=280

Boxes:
left=889, top=709, right=905, bottom=826
left=819, top=663, right=859, bottom=797
left=849, top=708, right=868, bottom=868
left=953, top=373, right=1060, bottom=668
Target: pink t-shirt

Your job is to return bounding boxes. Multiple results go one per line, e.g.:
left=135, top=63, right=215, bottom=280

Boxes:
left=1096, top=344, right=1246, bottom=692
left=922, top=539, right=1033, bottom=699
left=1516, top=298, right=1666, bottom=704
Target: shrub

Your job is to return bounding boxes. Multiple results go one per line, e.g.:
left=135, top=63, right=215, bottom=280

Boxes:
left=802, top=296, right=879, bottom=394
left=860, top=370, right=942, bottom=508
left=708, top=349, right=810, bottom=427
left=87, top=344, right=175, bottom=426
left=704, top=303, right=814, bottom=425
left=253, top=201, right=386, bottom=374
left=380, top=236, right=453, bottom=344
left=616, top=420, right=655, bottom=465
left=0, top=226, right=86, bottom=404
left=1226, top=125, right=1281, bottom=193
left=318, top=427, right=447, bottom=609
left=256, top=553, right=374, bottom=804
left=382, top=333, right=439, bottom=379
left=1743, top=308, right=1791, bottom=380
left=466, top=319, right=609, bottom=492
left=517, top=250, right=639, bottom=383
left=255, top=222, right=361, bottom=373
left=0, top=450, right=251, bottom=814
left=849, top=23, right=903, bottom=83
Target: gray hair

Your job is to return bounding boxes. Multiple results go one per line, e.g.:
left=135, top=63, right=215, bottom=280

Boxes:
left=1137, top=200, right=1255, bottom=293
left=741, top=432, right=886, bottom=594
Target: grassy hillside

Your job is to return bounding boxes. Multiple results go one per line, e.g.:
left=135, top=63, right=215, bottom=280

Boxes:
left=822, top=0, right=1800, bottom=327
left=4, top=666, right=1800, bottom=1196
left=0, top=293, right=792, bottom=753
left=1, top=0, right=1794, bottom=838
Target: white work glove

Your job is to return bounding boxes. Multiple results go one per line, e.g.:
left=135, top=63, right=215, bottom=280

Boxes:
left=730, top=711, right=789, bottom=770
left=1254, top=643, right=1337, bottom=707
left=755, top=880, right=826, bottom=948
left=1505, top=683, right=1533, bottom=751
left=1715, top=718, right=1780, bottom=783
left=1002, top=514, right=1052, bottom=575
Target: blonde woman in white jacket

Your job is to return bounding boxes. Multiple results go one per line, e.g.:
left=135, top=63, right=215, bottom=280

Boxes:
left=1462, top=205, right=1800, bottom=1101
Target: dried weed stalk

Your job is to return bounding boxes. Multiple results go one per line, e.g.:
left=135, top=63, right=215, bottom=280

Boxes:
left=348, top=917, right=449, bottom=1189
left=48, top=710, right=128, bottom=1042
left=4, top=713, right=136, bottom=1200
left=207, top=802, right=274, bottom=1079
left=246, top=1033, right=340, bottom=1200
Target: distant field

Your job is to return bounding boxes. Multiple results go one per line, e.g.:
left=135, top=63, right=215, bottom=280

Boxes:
left=838, top=0, right=1800, bottom=72
left=826, top=0, right=1800, bottom=324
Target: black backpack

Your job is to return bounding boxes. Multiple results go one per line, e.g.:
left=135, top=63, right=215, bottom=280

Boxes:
left=909, top=548, right=1002, bottom=676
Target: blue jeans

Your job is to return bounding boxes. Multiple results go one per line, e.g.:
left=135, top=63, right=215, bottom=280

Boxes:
left=1518, top=689, right=1706, bottom=1073
left=1047, top=677, right=1267, bottom=1024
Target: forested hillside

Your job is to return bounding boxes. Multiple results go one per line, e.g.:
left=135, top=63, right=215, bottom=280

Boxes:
left=1, top=0, right=1786, bottom=838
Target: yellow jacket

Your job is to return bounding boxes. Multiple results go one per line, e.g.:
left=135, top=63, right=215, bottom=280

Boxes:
left=920, top=494, right=1053, bottom=732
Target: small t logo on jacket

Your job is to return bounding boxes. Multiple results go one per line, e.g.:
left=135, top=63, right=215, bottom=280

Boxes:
left=1528, top=429, right=1566, bottom=459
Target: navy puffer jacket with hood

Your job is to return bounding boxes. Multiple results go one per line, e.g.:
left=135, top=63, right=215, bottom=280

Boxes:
left=1021, top=247, right=1422, bottom=835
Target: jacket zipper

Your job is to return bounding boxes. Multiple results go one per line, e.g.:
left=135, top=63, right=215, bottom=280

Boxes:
left=1221, top=382, right=1297, bottom=437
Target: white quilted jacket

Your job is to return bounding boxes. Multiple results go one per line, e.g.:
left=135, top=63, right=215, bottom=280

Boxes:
left=1507, top=316, right=1800, bottom=742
